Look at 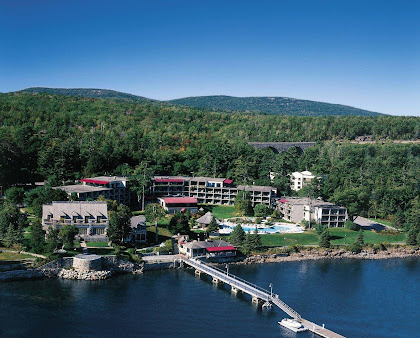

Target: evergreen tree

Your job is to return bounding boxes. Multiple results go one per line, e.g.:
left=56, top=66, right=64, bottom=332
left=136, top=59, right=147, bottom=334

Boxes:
left=356, top=229, right=365, bottom=246
left=235, top=190, right=252, bottom=216
left=351, top=229, right=365, bottom=253
left=168, top=212, right=190, bottom=235
left=206, top=217, right=219, bottom=234
left=108, top=205, right=132, bottom=244
left=319, top=229, right=331, bottom=248
left=406, top=227, right=419, bottom=246
left=242, top=231, right=254, bottom=254
left=5, top=187, right=25, bottom=205
left=58, top=225, right=78, bottom=249
left=253, top=227, right=262, bottom=248
left=46, top=227, right=60, bottom=253
left=229, top=224, right=246, bottom=246
left=30, top=220, right=46, bottom=254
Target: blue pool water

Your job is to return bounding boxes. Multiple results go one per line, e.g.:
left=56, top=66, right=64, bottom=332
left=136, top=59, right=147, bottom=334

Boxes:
left=220, top=224, right=297, bottom=233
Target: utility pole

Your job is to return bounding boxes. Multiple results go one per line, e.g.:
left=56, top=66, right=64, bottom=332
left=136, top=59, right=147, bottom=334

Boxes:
left=153, top=205, right=158, bottom=244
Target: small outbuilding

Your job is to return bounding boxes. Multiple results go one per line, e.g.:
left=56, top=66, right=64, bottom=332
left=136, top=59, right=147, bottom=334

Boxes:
left=195, top=211, right=219, bottom=228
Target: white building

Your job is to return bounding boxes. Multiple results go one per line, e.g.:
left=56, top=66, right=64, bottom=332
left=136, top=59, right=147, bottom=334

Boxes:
left=290, top=171, right=317, bottom=191
left=277, top=197, right=347, bottom=227
left=178, top=239, right=236, bottom=259
left=42, top=201, right=109, bottom=237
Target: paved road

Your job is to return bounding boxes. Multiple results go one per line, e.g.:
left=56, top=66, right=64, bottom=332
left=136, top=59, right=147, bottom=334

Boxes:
left=354, top=216, right=397, bottom=231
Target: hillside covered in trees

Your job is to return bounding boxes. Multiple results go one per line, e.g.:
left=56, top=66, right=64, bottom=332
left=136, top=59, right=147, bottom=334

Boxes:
left=0, top=92, right=419, bottom=228
left=169, top=95, right=383, bottom=116
left=20, top=87, right=383, bottom=116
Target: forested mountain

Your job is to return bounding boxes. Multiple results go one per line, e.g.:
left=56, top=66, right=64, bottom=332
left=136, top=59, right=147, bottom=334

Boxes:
left=21, top=87, right=154, bottom=102
left=20, top=87, right=383, bottom=116
left=0, top=92, right=419, bottom=227
left=168, top=95, right=382, bottom=116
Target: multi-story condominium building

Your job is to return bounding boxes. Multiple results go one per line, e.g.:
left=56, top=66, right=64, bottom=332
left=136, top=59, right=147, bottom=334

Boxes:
left=127, top=216, right=147, bottom=243
left=277, top=197, right=347, bottom=227
left=54, top=176, right=131, bottom=205
left=42, top=201, right=109, bottom=237
left=151, top=176, right=277, bottom=207
left=290, top=171, right=317, bottom=191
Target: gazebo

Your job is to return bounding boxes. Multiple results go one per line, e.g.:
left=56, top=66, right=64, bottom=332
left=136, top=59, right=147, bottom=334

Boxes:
left=195, top=211, right=218, bottom=228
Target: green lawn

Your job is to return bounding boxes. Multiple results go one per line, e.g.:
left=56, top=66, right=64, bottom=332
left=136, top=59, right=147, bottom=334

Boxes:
left=199, top=204, right=237, bottom=219
left=260, top=231, right=320, bottom=247
left=329, top=228, right=405, bottom=245
left=86, top=241, right=110, bottom=247
left=260, top=228, right=406, bottom=247
left=0, top=251, right=34, bottom=261
left=73, top=241, right=81, bottom=248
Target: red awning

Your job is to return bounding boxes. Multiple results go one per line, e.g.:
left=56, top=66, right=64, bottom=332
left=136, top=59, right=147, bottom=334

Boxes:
left=163, top=197, right=197, bottom=204
left=154, top=178, right=184, bottom=183
left=79, top=178, right=110, bottom=185
left=279, top=199, right=288, bottom=203
left=206, top=246, right=236, bottom=252
left=223, top=179, right=233, bottom=184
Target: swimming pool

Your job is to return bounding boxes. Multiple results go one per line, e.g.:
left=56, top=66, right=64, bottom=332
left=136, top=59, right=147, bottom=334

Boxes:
left=219, top=222, right=305, bottom=234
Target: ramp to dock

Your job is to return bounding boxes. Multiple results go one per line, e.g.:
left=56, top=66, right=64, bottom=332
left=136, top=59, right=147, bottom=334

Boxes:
left=183, top=258, right=345, bottom=338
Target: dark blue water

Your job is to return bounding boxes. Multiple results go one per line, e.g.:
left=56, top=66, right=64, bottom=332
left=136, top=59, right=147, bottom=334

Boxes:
left=1, top=258, right=419, bottom=337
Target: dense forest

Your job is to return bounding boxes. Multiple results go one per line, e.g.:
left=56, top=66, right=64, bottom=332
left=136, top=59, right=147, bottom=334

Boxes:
left=21, top=87, right=382, bottom=116
left=0, top=92, right=419, bottom=230
left=169, top=95, right=382, bottom=116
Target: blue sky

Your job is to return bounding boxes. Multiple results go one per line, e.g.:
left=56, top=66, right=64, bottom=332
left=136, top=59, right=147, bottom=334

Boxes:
left=1, top=0, right=419, bottom=115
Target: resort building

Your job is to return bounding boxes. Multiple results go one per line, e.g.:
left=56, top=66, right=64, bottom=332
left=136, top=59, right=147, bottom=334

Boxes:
left=277, top=197, right=347, bottom=227
left=42, top=201, right=109, bottom=237
left=54, top=176, right=132, bottom=205
left=158, top=197, right=198, bottom=214
left=290, top=171, right=317, bottom=191
left=179, top=239, right=236, bottom=259
left=151, top=176, right=277, bottom=207
left=127, top=216, right=147, bottom=243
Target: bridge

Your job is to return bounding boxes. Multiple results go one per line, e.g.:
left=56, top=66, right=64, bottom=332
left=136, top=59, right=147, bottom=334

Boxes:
left=248, top=142, right=316, bottom=153
left=183, top=258, right=345, bottom=338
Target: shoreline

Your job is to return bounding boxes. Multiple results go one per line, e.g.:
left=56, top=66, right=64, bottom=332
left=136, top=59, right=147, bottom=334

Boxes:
left=236, top=247, right=420, bottom=265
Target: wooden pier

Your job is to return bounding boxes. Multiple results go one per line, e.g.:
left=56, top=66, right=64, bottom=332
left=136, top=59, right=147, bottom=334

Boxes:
left=183, top=258, right=345, bottom=338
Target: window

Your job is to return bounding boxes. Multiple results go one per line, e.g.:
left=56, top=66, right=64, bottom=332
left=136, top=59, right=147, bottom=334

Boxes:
left=85, top=216, right=90, bottom=223
left=73, top=216, right=78, bottom=222
left=97, top=216, right=101, bottom=223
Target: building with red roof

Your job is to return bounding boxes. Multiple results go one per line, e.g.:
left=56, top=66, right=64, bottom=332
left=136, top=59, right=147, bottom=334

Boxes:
left=158, top=197, right=198, bottom=214
left=179, top=239, right=236, bottom=259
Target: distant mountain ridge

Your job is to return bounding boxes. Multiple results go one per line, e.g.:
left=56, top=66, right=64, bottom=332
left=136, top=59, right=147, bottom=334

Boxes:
left=168, top=95, right=382, bottom=116
left=19, top=87, right=383, bottom=116
left=21, top=87, right=154, bottom=102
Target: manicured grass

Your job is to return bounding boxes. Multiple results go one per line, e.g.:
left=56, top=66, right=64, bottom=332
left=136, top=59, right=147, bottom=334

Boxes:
left=147, top=226, right=173, bottom=238
left=199, top=204, right=237, bottom=219
left=329, top=228, right=405, bottom=245
left=132, top=210, right=145, bottom=216
left=24, top=232, right=31, bottom=239
left=0, top=251, right=34, bottom=261
left=86, top=241, right=110, bottom=247
left=260, top=231, right=319, bottom=247
left=73, top=241, right=81, bottom=248
left=260, top=228, right=406, bottom=247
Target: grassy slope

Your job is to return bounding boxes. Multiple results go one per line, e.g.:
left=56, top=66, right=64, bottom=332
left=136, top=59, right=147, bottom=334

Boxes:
left=199, top=205, right=237, bottom=219
left=260, top=228, right=406, bottom=247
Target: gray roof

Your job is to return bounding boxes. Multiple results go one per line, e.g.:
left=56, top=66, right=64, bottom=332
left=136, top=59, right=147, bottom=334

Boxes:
left=130, top=216, right=146, bottom=228
left=182, top=239, right=232, bottom=250
left=54, top=185, right=111, bottom=194
left=195, top=211, right=217, bottom=225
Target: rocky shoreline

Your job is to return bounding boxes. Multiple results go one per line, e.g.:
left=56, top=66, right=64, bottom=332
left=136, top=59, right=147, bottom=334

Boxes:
left=238, top=247, right=420, bottom=265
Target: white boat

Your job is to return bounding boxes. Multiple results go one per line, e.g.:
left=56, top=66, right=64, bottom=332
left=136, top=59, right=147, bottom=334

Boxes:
left=278, top=318, right=308, bottom=333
